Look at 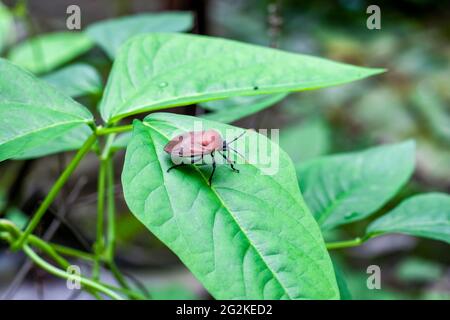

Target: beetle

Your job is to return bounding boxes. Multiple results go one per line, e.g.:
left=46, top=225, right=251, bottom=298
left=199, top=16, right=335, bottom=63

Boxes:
left=164, top=130, right=245, bottom=186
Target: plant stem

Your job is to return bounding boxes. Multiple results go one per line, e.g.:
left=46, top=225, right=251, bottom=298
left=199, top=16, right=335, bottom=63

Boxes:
left=93, top=158, right=107, bottom=280
left=12, top=133, right=97, bottom=250
left=103, top=141, right=134, bottom=294
left=49, top=242, right=96, bottom=262
left=105, top=157, right=116, bottom=261
left=0, top=220, right=123, bottom=300
left=23, top=245, right=123, bottom=300
left=1, top=219, right=95, bottom=262
left=27, top=235, right=71, bottom=268
left=96, top=125, right=132, bottom=136
left=102, top=281, right=146, bottom=300
left=109, top=261, right=130, bottom=290
left=326, top=234, right=375, bottom=250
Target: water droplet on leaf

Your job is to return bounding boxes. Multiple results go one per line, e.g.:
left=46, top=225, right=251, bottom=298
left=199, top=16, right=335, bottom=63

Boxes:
left=344, top=212, right=358, bottom=219
left=159, top=82, right=168, bottom=88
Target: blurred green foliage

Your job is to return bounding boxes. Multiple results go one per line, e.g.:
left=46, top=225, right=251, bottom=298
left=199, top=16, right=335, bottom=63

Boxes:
left=208, top=0, right=450, bottom=300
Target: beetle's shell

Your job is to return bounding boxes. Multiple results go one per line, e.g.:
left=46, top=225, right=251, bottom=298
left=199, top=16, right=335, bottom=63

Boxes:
left=164, top=130, right=223, bottom=165
left=164, top=130, right=224, bottom=157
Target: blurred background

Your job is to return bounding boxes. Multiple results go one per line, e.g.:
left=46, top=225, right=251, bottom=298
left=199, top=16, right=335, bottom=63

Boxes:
left=0, top=0, right=449, bottom=299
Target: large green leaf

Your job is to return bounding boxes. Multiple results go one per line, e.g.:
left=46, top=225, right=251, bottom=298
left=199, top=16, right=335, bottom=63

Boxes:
left=297, top=141, right=415, bottom=230
left=122, top=112, right=339, bottom=299
left=99, top=33, right=384, bottom=122
left=0, top=59, right=93, bottom=161
left=367, top=193, right=450, bottom=244
left=7, top=32, right=93, bottom=74
left=0, top=1, right=13, bottom=53
left=13, top=123, right=93, bottom=159
left=86, top=12, right=193, bottom=59
left=199, top=94, right=287, bottom=123
left=42, top=63, right=102, bottom=98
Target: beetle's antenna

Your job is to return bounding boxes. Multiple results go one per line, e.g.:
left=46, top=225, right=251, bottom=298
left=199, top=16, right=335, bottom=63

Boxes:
left=227, top=131, right=246, bottom=145
left=228, top=146, right=247, bottom=162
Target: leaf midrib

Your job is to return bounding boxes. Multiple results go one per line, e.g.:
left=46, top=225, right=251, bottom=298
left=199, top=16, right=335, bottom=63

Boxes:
left=0, top=120, right=89, bottom=146
left=1, top=100, right=92, bottom=121
left=147, top=117, right=329, bottom=252
left=143, top=121, right=296, bottom=300
left=105, top=34, right=381, bottom=121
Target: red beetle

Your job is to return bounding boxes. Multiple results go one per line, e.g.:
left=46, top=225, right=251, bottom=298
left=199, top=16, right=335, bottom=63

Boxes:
left=164, top=130, right=245, bottom=185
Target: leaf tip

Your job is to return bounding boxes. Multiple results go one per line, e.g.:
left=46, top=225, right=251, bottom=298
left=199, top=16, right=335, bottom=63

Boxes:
left=360, top=66, right=387, bottom=78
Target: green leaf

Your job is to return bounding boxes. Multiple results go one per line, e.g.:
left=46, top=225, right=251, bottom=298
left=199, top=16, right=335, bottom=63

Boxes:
left=199, top=94, right=287, bottom=123
left=396, top=257, right=443, bottom=283
left=0, top=59, right=93, bottom=162
left=367, top=193, right=450, bottom=244
left=86, top=12, right=193, bottom=59
left=0, top=1, right=14, bottom=53
left=122, top=112, right=339, bottom=299
left=13, top=123, right=93, bottom=159
left=42, top=63, right=102, bottom=98
left=100, top=33, right=385, bottom=122
left=297, top=141, right=415, bottom=230
left=280, top=118, right=330, bottom=163
left=7, top=32, right=93, bottom=74
left=332, top=261, right=352, bottom=300
left=149, top=283, right=198, bottom=300
left=4, top=207, right=28, bottom=230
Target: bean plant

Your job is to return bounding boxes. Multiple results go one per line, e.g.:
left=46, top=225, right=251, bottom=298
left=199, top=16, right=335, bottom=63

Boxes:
left=0, top=10, right=449, bottom=300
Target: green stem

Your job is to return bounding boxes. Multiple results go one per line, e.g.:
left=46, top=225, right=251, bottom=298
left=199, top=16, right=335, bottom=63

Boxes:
left=102, top=281, right=146, bottom=300
left=93, top=158, right=107, bottom=279
left=105, top=157, right=116, bottom=261
left=96, top=125, right=132, bottom=136
left=0, top=221, right=123, bottom=300
left=326, top=234, right=375, bottom=250
left=0, top=219, right=20, bottom=238
left=28, top=235, right=71, bottom=268
left=49, top=242, right=96, bottom=262
left=109, top=261, right=130, bottom=290
left=101, top=134, right=116, bottom=160
left=23, top=245, right=123, bottom=300
left=12, top=133, right=97, bottom=250
left=103, top=140, right=134, bottom=294
left=1, top=220, right=95, bottom=262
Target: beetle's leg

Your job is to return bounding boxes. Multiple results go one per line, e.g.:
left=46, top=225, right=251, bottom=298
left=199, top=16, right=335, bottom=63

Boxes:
left=227, top=148, right=240, bottom=173
left=218, top=151, right=239, bottom=173
left=208, top=152, right=216, bottom=186
left=189, top=155, right=203, bottom=164
left=167, top=163, right=184, bottom=173
left=168, top=155, right=204, bottom=172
